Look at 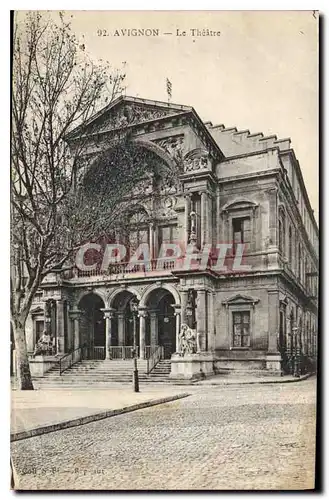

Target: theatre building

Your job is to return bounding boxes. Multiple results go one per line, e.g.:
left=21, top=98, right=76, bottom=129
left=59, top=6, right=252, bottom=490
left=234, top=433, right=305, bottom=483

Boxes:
left=24, top=96, right=318, bottom=381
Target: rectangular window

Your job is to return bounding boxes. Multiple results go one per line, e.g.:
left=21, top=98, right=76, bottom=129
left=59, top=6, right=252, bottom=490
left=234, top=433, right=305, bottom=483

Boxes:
left=232, top=311, right=250, bottom=347
left=129, top=228, right=148, bottom=253
left=158, top=225, right=178, bottom=246
left=232, top=217, right=251, bottom=253
left=35, top=320, right=44, bottom=343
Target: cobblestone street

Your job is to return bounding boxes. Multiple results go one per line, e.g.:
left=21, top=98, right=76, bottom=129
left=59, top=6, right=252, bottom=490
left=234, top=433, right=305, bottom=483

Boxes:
left=11, top=378, right=316, bottom=491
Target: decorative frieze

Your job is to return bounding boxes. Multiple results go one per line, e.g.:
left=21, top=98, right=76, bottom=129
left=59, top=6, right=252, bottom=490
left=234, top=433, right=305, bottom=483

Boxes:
left=96, top=103, right=180, bottom=133
left=154, top=134, right=185, bottom=156
left=184, top=150, right=210, bottom=172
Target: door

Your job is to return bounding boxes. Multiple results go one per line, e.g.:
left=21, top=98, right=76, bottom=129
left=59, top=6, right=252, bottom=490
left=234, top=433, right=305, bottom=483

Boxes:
left=158, top=313, right=176, bottom=359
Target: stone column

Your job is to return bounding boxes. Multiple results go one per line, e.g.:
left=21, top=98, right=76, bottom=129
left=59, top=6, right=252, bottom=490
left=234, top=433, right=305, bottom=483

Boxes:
left=69, top=309, right=81, bottom=351
left=56, top=299, right=65, bottom=354
left=180, top=290, right=189, bottom=324
left=149, top=223, right=154, bottom=261
left=207, top=291, right=215, bottom=351
left=173, top=305, right=181, bottom=353
left=117, top=312, right=125, bottom=346
left=153, top=225, right=159, bottom=260
left=200, top=191, right=208, bottom=248
left=215, top=189, right=220, bottom=243
left=102, top=308, right=115, bottom=359
left=207, top=193, right=213, bottom=246
left=139, top=309, right=147, bottom=359
left=286, top=311, right=292, bottom=358
left=184, top=194, right=191, bottom=250
left=43, top=299, right=52, bottom=336
left=267, top=290, right=280, bottom=352
left=196, top=290, right=207, bottom=351
left=149, top=309, right=158, bottom=345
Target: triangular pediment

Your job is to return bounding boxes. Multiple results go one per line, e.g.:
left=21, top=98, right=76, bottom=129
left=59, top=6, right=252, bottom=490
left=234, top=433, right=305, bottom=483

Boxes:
left=222, top=294, right=260, bottom=306
left=67, top=96, right=191, bottom=140
left=31, top=306, right=44, bottom=315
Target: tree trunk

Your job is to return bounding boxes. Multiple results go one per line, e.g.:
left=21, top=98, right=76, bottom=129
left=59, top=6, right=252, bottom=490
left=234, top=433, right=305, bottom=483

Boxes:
left=12, top=318, right=34, bottom=390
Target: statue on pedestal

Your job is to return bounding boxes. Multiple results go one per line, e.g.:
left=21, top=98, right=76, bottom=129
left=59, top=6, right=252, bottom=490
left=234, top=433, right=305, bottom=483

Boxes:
left=178, top=323, right=197, bottom=355
left=33, top=330, right=54, bottom=356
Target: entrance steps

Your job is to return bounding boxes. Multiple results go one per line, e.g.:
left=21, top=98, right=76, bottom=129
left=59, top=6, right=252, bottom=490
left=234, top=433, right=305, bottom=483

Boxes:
left=147, top=360, right=171, bottom=380
left=33, top=359, right=172, bottom=388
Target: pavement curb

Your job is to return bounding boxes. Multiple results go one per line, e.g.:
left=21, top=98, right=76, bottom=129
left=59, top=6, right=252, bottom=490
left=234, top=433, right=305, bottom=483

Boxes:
left=11, top=392, right=190, bottom=443
left=194, top=372, right=315, bottom=386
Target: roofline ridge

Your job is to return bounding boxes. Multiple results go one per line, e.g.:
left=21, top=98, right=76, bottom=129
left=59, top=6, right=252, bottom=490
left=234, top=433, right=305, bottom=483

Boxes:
left=247, top=132, right=264, bottom=138
left=233, top=129, right=250, bottom=136
left=274, top=137, right=291, bottom=144
left=259, top=134, right=278, bottom=141
left=123, top=95, right=193, bottom=111
left=210, top=124, right=225, bottom=129
left=221, top=127, right=237, bottom=133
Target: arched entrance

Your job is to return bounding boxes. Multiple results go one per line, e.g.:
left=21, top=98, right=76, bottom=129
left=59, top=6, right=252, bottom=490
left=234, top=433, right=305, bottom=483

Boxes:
left=79, top=293, right=105, bottom=359
left=157, top=293, right=176, bottom=359
left=144, top=289, right=177, bottom=359
left=110, top=290, right=142, bottom=358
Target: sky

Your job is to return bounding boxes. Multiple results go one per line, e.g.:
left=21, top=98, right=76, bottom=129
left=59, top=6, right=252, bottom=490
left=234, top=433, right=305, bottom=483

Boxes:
left=38, top=10, right=320, bottom=220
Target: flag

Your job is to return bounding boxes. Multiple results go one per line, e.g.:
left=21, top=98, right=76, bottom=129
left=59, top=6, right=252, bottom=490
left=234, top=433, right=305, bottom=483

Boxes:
left=166, top=78, right=172, bottom=100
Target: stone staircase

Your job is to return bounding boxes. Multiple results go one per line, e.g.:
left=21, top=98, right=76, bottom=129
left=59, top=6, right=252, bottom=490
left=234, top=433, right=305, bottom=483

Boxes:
left=147, top=359, right=171, bottom=381
left=32, top=358, right=172, bottom=388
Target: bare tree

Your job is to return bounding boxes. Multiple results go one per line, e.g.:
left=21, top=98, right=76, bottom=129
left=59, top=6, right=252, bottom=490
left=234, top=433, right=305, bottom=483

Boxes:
left=11, top=11, right=155, bottom=389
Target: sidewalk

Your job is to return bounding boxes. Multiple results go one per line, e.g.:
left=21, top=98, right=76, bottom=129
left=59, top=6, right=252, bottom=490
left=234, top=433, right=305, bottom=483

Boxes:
left=193, top=372, right=315, bottom=386
left=11, top=387, right=189, bottom=442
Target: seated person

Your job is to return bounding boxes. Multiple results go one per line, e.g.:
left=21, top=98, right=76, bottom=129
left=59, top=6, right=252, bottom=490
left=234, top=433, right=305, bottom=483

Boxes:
left=33, top=330, right=53, bottom=356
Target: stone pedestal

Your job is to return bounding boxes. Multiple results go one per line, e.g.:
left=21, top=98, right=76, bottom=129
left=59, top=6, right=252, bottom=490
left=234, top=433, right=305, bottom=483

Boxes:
left=265, top=353, right=282, bottom=373
left=169, top=352, right=215, bottom=380
left=28, top=355, right=58, bottom=377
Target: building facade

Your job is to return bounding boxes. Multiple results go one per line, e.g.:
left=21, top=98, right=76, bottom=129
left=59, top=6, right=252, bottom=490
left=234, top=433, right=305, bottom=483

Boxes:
left=25, top=96, right=319, bottom=376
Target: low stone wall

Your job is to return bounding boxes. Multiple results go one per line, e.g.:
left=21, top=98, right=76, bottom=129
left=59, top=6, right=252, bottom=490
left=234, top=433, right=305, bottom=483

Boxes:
left=169, top=352, right=215, bottom=380
left=28, top=355, right=59, bottom=378
left=213, top=349, right=282, bottom=374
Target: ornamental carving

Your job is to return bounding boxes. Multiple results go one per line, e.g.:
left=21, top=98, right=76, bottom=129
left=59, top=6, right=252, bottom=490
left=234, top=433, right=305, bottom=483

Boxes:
left=154, top=135, right=185, bottom=157
left=157, top=196, right=177, bottom=219
left=96, top=104, right=179, bottom=133
left=183, top=148, right=210, bottom=172
left=184, top=156, right=208, bottom=172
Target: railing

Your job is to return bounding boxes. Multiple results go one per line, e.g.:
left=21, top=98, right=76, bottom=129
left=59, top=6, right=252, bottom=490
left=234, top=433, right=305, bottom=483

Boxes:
left=75, top=259, right=177, bottom=278
left=59, top=346, right=82, bottom=375
left=109, top=346, right=140, bottom=359
left=146, top=345, right=164, bottom=374
left=89, top=346, right=105, bottom=360
left=144, top=345, right=153, bottom=359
